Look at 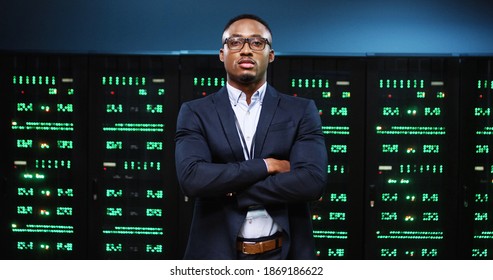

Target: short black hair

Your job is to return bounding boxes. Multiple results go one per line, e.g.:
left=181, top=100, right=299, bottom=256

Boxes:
left=223, top=14, right=272, bottom=38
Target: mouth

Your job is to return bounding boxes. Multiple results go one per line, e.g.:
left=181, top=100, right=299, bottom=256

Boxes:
left=237, top=58, right=256, bottom=69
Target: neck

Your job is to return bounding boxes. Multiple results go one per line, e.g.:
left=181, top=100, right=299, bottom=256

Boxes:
left=229, top=81, right=265, bottom=105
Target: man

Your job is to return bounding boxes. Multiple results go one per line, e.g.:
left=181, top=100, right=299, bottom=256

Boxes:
left=175, top=14, right=328, bottom=259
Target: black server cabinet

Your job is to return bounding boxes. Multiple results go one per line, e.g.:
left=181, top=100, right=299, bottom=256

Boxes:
left=365, top=57, right=460, bottom=259
left=459, top=57, right=493, bottom=259
left=271, top=56, right=366, bottom=259
left=0, top=54, right=89, bottom=259
left=87, top=55, right=181, bottom=259
left=177, top=54, right=227, bottom=255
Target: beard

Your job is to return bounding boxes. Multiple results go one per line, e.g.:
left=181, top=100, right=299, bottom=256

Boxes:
left=238, top=73, right=256, bottom=84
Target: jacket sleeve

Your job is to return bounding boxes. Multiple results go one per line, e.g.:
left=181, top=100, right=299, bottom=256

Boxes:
left=235, top=100, right=328, bottom=208
left=175, top=102, right=269, bottom=198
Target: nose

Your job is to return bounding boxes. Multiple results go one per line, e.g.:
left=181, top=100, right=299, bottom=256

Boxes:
left=239, top=41, right=253, bottom=54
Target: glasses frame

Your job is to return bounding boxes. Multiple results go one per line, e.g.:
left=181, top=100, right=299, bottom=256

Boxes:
left=223, top=37, right=271, bottom=51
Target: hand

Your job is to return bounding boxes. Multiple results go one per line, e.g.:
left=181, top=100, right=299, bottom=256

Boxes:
left=264, top=158, right=290, bottom=174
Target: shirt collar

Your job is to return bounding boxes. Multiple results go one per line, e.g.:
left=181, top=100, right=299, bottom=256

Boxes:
left=227, top=82, right=267, bottom=107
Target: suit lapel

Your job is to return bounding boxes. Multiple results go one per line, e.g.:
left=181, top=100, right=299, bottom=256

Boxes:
left=212, top=87, right=245, bottom=161
left=254, top=85, right=280, bottom=158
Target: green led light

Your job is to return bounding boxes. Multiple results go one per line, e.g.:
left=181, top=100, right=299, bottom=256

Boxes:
left=424, top=107, right=441, bottom=116
left=474, top=232, right=493, bottom=239
left=106, top=208, right=123, bottom=216
left=146, top=190, right=164, bottom=199
left=107, top=104, right=123, bottom=113
left=331, top=107, right=348, bottom=116
left=327, top=249, right=345, bottom=257
left=422, top=249, right=438, bottom=257
left=106, top=243, right=123, bottom=252
left=376, top=126, right=445, bottom=135
left=41, top=189, right=51, bottom=196
left=106, top=141, right=122, bottom=150
left=17, top=103, right=33, bottom=112
left=57, top=140, right=73, bottom=149
left=476, top=145, right=489, bottom=154
left=376, top=230, right=443, bottom=240
left=329, top=193, right=347, bottom=202
left=422, top=193, right=439, bottom=202
left=106, top=189, right=123, bottom=197
left=423, top=212, right=439, bottom=221
left=56, top=207, right=73, bottom=216
left=475, top=108, right=491, bottom=116
left=322, top=126, right=350, bottom=135
left=17, top=242, right=34, bottom=250
left=417, top=91, right=426, bottom=98
left=423, top=145, right=439, bottom=153
left=327, top=164, right=345, bottom=174
left=57, top=103, right=73, bottom=112
left=322, top=92, right=331, bottom=98
left=102, top=76, right=146, bottom=86
left=35, top=159, right=71, bottom=169
left=399, top=164, right=444, bottom=174
left=18, top=187, right=34, bottom=196
left=146, top=208, right=163, bottom=217
left=57, top=188, right=74, bottom=197
left=381, top=212, right=397, bottom=220
left=312, top=230, right=348, bottom=239
left=57, top=243, right=73, bottom=251
left=472, top=249, right=488, bottom=258
left=383, top=107, right=399, bottom=116
left=146, top=244, right=163, bottom=253
left=477, top=80, right=493, bottom=89
left=123, top=161, right=161, bottom=171
left=475, top=193, right=488, bottom=202
left=13, top=75, right=56, bottom=85
left=382, top=144, right=398, bottom=153
left=475, top=212, right=488, bottom=221
left=158, top=88, right=165, bottom=95
left=22, top=173, right=45, bottom=180
left=146, top=141, right=163, bottom=150
left=380, top=249, right=397, bottom=257
left=103, top=123, right=164, bottom=132
left=379, top=79, right=424, bottom=89
left=194, top=77, right=225, bottom=87
left=139, top=89, right=147, bottom=95
left=329, top=212, right=345, bottom=221
left=102, top=226, right=163, bottom=235
left=382, top=193, right=398, bottom=202
left=17, top=206, right=33, bottom=214
left=17, top=139, right=33, bottom=148
left=11, top=224, right=73, bottom=234
left=146, top=104, right=163, bottom=113
left=330, top=145, right=347, bottom=153
left=12, top=121, right=74, bottom=131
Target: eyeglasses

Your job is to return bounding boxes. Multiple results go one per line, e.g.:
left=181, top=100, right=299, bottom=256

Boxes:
left=223, top=37, right=271, bottom=51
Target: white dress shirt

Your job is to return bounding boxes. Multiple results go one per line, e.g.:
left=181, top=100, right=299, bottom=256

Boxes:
left=227, top=82, right=281, bottom=238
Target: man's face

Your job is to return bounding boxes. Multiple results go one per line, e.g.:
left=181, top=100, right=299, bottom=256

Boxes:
left=220, top=18, right=275, bottom=88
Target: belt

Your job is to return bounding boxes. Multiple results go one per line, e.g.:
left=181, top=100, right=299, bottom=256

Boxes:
left=237, top=236, right=282, bottom=255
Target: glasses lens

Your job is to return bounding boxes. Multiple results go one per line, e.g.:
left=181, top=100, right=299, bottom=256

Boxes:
left=227, top=37, right=245, bottom=50
left=226, top=37, right=267, bottom=50
left=248, top=38, right=266, bottom=50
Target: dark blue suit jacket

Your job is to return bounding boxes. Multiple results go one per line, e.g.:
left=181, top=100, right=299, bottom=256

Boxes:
left=175, top=85, right=328, bottom=259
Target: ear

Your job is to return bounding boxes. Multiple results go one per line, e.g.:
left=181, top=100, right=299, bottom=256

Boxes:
left=219, top=49, right=224, bottom=62
left=269, top=49, right=275, bottom=63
